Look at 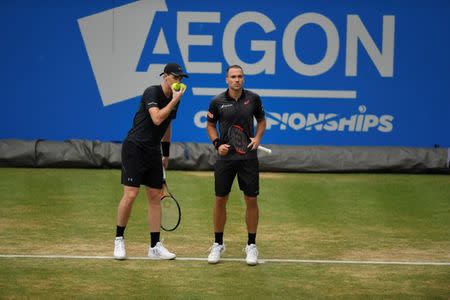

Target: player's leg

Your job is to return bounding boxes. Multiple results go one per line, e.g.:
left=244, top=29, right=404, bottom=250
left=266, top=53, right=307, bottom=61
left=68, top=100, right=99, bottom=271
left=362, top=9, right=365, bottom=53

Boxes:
left=237, top=159, right=260, bottom=265
left=244, top=195, right=259, bottom=240
left=214, top=195, right=228, bottom=234
left=145, top=186, right=175, bottom=260
left=114, top=141, right=142, bottom=259
left=117, top=140, right=142, bottom=228
left=145, top=187, right=161, bottom=234
left=114, top=186, right=140, bottom=259
left=208, top=160, right=236, bottom=263
left=144, top=157, right=175, bottom=260
left=237, top=159, right=260, bottom=238
left=213, top=160, right=236, bottom=236
left=116, top=186, right=140, bottom=227
left=208, top=194, right=228, bottom=264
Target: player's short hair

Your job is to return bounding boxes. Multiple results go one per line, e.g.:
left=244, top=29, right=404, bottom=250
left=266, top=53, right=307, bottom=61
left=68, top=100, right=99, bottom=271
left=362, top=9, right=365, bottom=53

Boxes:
left=226, top=65, right=243, bottom=75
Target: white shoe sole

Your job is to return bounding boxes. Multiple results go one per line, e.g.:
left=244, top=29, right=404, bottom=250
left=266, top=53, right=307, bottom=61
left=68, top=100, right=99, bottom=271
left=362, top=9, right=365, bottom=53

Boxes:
left=208, top=259, right=220, bottom=264
left=246, top=260, right=258, bottom=266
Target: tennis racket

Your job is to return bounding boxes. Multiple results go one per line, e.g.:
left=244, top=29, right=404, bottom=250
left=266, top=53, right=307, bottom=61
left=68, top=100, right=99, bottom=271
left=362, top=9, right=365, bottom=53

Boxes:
left=160, top=168, right=181, bottom=231
left=227, top=124, right=272, bottom=154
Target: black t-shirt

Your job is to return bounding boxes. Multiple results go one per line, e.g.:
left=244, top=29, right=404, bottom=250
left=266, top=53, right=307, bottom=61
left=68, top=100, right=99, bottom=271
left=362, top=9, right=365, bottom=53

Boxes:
left=207, top=89, right=265, bottom=160
left=125, top=85, right=178, bottom=149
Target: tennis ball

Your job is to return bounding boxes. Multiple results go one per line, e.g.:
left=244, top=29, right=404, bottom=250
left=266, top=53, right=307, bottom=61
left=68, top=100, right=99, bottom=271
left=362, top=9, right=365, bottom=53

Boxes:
left=171, top=83, right=186, bottom=91
left=171, top=82, right=180, bottom=91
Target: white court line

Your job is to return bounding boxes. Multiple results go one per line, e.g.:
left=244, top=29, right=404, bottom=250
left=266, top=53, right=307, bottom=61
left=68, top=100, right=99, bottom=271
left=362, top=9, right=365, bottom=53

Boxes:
left=192, top=87, right=357, bottom=99
left=1, top=254, right=449, bottom=266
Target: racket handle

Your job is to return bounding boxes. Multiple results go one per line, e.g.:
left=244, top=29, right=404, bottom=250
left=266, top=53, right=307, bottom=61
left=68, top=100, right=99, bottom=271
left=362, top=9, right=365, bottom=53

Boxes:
left=257, top=145, right=272, bottom=154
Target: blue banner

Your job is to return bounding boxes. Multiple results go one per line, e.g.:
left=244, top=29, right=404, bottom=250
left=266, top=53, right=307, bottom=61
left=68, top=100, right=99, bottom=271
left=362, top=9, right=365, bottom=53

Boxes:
left=1, top=0, right=449, bottom=147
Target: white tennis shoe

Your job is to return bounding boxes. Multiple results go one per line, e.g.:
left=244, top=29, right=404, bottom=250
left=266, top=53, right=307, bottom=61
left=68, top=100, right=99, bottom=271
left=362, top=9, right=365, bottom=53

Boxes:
left=245, top=244, right=258, bottom=265
left=208, top=243, right=225, bottom=264
left=148, top=242, right=176, bottom=260
left=114, top=237, right=126, bottom=260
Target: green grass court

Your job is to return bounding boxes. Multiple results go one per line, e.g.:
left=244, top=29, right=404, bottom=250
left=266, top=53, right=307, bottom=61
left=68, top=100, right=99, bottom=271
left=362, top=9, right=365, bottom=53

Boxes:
left=1, top=168, right=449, bottom=299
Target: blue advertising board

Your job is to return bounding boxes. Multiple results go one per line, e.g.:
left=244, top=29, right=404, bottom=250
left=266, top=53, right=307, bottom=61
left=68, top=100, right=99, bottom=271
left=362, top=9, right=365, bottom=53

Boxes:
left=1, top=0, right=449, bottom=147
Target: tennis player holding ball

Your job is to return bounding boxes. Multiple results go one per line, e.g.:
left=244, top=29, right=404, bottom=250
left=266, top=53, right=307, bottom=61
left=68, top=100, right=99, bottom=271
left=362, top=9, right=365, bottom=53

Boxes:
left=206, top=65, right=266, bottom=265
left=114, top=63, right=188, bottom=260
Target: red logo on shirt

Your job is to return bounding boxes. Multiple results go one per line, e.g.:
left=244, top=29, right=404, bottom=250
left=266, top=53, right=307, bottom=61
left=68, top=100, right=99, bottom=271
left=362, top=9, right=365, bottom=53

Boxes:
left=244, top=99, right=250, bottom=105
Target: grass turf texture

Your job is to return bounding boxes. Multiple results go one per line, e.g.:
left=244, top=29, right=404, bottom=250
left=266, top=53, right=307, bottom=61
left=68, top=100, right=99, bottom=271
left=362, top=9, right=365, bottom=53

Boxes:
left=0, top=168, right=449, bottom=299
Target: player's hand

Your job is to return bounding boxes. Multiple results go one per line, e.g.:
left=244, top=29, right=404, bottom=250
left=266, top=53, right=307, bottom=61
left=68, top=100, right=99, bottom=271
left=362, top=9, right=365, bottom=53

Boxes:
left=218, top=144, right=230, bottom=156
left=171, top=84, right=187, bottom=97
left=171, top=92, right=183, bottom=105
left=162, top=156, right=169, bottom=169
left=172, top=88, right=185, bottom=96
left=248, top=137, right=260, bottom=150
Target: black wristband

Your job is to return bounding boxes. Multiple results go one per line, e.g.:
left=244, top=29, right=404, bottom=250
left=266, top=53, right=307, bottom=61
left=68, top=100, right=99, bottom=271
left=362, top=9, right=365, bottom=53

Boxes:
left=161, top=142, right=170, bottom=157
left=212, top=138, right=222, bottom=150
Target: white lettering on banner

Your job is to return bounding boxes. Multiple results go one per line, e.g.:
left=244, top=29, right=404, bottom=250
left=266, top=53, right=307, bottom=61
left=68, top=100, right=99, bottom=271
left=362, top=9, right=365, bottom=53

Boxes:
left=153, top=29, right=169, bottom=54
left=283, top=13, right=339, bottom=76
left=193, top=105, right=394, bottom=133
left=78, top=0, right=168, bottom=106
left=223, top=12, right=276, bottom=75
left=78, top=0, right=396, bottom=106
left=346, top=15, right=395, bottom=77
left=194, top=111, right=207, bottom=128
left=178, top=12, right=221, bottom=74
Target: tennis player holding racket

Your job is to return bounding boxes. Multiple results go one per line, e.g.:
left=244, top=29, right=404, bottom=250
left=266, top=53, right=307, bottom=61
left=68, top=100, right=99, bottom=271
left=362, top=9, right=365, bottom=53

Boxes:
left=113, top=63, right=188, bottom=260
left=206, top=65, right=266, bottom=265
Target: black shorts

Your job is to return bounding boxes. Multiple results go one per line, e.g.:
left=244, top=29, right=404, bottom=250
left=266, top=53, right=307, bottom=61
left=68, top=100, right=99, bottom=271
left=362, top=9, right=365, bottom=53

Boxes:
left=214, top=159, right=259, bottom=197
left=121, top=140, right=163, bottom=189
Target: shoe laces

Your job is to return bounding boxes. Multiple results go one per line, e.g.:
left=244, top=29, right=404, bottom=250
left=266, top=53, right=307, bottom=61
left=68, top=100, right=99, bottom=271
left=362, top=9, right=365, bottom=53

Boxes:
left=208, top=243, right=224, bottom=254
left=115, top=238, right=125, bottom=246
left=245, top=244, right=258, bottom=256
left=154, top=241, right=170, bottom=254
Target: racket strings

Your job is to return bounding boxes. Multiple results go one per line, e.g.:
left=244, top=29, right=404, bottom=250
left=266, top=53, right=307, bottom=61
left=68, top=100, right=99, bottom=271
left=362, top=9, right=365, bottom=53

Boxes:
left=160, top=172, right=181, bottom=232
left=228, top=126, right=250, bottom=154
left=161, top=196, right=180, bottom=231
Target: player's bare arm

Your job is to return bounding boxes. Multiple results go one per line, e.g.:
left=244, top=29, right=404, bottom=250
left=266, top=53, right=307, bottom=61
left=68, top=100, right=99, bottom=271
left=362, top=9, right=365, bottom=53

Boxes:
left=149, top=88, right=184, bottom=126
left=249, top=118, right=266, bottom=150
left=207, top=121, right=230, bottom=156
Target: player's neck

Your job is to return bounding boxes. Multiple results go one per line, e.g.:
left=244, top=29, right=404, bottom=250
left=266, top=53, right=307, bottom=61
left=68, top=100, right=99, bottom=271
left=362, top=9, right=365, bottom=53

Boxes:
left=228, top=88, right=242, bottom=101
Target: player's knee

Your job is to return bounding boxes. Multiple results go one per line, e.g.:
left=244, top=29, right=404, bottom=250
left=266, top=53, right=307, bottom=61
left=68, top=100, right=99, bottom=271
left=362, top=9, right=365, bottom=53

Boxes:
left=244, top=196, right=258, bottom=207
left=146, top=188, right=161, bottom=201
left=215, top=195, right=228, bottom=206
left=147, top=195, right=160, bottom=206
left=123, top=188, right=139, bottom=202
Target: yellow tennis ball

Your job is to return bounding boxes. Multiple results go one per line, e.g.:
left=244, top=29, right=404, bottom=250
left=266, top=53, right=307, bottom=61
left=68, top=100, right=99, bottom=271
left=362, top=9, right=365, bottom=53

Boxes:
left=171, top=82, right=181, bottom=91
left=171, top=82, right=186, bottom=92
